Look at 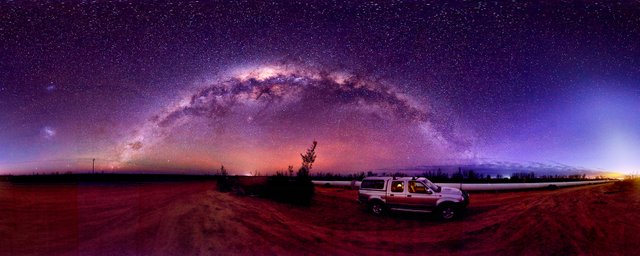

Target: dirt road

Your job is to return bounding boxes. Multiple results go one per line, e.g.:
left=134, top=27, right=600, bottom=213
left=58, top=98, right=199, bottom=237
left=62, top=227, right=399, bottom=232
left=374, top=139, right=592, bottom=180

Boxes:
left=1, top=180, right=638, bottom=255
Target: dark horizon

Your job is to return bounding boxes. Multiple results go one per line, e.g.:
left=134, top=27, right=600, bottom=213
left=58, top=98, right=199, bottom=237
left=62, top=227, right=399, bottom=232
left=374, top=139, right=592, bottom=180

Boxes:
left=0, top=162, right=620, bottom=179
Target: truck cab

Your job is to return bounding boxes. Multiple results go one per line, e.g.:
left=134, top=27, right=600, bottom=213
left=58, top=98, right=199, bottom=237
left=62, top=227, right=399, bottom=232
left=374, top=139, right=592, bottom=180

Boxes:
left=358, top=177, right=469, bottom=220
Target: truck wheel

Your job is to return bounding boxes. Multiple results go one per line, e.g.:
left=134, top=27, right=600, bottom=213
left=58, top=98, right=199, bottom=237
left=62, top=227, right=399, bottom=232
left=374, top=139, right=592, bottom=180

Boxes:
left=438, top=203, right=458, bottom=220
left=369, top=201, right=385, bottom=215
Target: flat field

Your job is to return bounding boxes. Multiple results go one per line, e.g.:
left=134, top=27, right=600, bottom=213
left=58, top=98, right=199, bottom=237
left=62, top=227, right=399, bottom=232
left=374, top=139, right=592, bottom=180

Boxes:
left=1, top=180, right=639, bottom=255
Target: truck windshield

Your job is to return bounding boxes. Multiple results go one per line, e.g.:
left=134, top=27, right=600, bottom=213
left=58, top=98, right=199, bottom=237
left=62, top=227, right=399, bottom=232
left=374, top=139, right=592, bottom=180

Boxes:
left=423, top=180, right=440, bottom=192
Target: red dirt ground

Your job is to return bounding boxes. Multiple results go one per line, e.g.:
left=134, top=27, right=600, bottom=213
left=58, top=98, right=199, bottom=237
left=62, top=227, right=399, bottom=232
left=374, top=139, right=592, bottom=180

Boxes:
left=1, top=180, right=639, bottom=255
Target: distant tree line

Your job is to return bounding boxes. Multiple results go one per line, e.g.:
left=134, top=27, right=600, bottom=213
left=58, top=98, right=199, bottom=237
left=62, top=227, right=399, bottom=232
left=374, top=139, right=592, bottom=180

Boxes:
left=310, top=168, right=612, bottom=183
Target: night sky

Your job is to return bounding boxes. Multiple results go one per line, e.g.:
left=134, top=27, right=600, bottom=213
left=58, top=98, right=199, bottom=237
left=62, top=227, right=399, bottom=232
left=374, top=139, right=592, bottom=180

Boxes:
left=1, top=1, right=639, bottom=175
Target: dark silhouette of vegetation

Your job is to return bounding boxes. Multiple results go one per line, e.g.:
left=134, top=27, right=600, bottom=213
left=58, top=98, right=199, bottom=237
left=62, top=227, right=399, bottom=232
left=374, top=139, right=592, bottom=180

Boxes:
left=297, top=140, right=317, bottom=177
left=509, top=172, right=536, bottom=182
left=216, top=165, right=236, bottom=192
left=219, top=165, right=228, bottom=176
left=311, top=172, right=366, bottom=181
left=265, top=140, right=317, bottom=205
left=310, top=168, right=612, bottom=183
left=219, top=141, right=318, bottom=205
left=265, top=141, right=317, bottom=204
left=264, top=175, right=314, bottom=205
left=420, top=168, right=451, bottom=183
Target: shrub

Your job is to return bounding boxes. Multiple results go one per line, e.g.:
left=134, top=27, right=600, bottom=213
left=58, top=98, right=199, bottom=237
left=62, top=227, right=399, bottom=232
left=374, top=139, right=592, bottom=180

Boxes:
left=264, top=176, right=314, bottom=205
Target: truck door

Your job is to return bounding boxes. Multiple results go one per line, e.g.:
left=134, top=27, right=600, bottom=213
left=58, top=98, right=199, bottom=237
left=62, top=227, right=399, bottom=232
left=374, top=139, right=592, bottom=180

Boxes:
left=405, top=181, right=439, bottom=210
left=385, top=180, right=407, bottom=207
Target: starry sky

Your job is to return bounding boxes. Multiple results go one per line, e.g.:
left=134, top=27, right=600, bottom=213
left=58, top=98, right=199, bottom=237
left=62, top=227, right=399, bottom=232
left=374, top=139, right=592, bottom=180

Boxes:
left=1, top=1, right=639, bottom=175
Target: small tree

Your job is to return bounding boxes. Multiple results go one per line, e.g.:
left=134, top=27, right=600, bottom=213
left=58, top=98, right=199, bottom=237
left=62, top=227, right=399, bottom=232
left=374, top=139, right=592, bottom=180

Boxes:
left=297, top=140, right=317, bottom=177
left=288, top=165, right=294, bottom=177
left=217, top=164, right=233, bottom=192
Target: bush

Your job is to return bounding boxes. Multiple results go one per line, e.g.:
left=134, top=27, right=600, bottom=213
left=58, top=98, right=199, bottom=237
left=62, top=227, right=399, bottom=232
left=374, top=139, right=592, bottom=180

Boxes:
left=264, top=176, right=314, bottom=205
left=217, top=176, right=237, bottom=192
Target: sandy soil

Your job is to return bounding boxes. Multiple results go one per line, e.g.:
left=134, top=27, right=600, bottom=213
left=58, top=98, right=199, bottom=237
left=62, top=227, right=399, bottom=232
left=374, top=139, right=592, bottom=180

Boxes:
left=1, top=180, right=639, bottom=255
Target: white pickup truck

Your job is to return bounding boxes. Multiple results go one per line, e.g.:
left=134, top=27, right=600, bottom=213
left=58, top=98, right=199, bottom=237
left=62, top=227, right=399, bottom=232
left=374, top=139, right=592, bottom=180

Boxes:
left=357, top=177, right=469, bottom=220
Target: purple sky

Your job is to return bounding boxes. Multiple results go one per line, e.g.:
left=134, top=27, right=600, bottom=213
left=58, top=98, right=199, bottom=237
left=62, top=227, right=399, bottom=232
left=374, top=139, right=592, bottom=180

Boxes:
left=1, top=1, right=639, bottom=175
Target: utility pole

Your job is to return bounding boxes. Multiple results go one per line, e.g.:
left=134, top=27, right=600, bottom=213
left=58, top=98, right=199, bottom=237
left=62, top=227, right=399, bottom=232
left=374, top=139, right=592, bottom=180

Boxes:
left=92, top=158, right=95, bottom=174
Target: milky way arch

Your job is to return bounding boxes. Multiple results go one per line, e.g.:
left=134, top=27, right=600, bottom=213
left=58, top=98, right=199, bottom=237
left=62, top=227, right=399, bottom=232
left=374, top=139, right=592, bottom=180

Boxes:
left=116, top=64, right=475, bottom=171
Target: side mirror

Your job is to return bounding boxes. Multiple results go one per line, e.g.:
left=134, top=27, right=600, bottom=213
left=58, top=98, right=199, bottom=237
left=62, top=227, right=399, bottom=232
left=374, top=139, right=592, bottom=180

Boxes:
left=426, top=189, right=433, bottom=194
